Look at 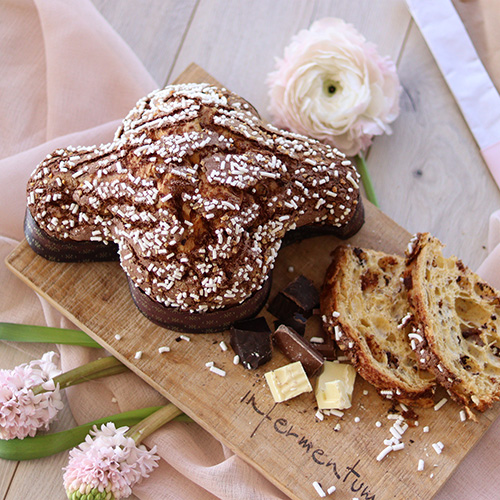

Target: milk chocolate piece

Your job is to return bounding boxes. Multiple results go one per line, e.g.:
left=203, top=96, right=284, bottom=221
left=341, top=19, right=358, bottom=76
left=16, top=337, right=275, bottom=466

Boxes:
left=273, top=324, right=324, bottom=376
left=230, top=317, right=272, bottom=369
left=268, top=275, right=319, bottom=324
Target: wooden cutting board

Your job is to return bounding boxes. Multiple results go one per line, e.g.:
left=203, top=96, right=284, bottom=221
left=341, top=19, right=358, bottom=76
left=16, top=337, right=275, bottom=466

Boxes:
left=6, top=64, right=499, bottom=500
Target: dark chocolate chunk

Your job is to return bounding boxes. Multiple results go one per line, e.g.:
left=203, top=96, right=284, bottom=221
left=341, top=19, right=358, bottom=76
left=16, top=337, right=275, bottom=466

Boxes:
left=273, top=324, right=324, bottom=376
left=230, top=317, right=272, bottom=370
left=268, top=275, right=320, bottom=321
left=274, top=311, right=307, bottom=336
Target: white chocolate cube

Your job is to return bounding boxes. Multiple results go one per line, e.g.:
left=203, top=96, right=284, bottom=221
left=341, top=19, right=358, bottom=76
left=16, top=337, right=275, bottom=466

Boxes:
left=315, top=361, right=356, bottom=410
left=265, top=361, right=313, bottom=403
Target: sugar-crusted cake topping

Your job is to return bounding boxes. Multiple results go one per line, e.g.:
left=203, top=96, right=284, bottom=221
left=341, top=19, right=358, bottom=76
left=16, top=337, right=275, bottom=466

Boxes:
left=27, top=83, right=361, bottom=313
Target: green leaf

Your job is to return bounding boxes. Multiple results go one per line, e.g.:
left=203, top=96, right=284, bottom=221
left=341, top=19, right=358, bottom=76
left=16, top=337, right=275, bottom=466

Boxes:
left=355, top=152, right=379, bottom=207
left=0, top=323, right=102, bottom=348
left=31, top=356, right=128, bottom=395
left=0, top=406, right=193, bottom=461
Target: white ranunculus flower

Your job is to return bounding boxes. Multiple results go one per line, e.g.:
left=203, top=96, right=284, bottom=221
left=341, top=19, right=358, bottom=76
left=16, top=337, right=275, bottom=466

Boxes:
left=268, top=18, right=401, bottom=156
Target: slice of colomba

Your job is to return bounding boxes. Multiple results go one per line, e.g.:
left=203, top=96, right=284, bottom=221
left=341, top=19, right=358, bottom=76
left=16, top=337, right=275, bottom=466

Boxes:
left=405, top=232, right=500, bottom=412
left=320, top=245, right=436, bottom=407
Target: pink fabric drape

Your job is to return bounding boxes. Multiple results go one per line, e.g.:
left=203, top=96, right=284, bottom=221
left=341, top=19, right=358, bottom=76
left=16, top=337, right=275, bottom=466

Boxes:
left=1, top=0, right=500, bottom=499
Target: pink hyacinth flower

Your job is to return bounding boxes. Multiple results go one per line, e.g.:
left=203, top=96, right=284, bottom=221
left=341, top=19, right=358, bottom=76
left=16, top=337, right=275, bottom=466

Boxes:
left=63, top=422, right=160, bottom=500
left=0, top=351, right=63, bottom=440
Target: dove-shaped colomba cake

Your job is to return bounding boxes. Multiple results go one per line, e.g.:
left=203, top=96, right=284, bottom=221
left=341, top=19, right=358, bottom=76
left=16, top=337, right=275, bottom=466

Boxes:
left=25, top=83, right=364, bottom=332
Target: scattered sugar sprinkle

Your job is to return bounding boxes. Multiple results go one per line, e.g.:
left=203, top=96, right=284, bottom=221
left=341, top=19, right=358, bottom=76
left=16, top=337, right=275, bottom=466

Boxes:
left=310, top=337, right=325, bottom=344
left=312, top=481, right=326, bottom=498
left=233, top=355, right=240, bottom=365
left=180, top=335, right=191, bottom=342
left=134, top=350, right=143, bottom=360
left=210, top=365, right=226, bottom=377
left=327, top=485, right=336, bottom=494
left=334, top=423, right=341, bottom=432
left=434, top=397, right=448, bottom=411
left=375, top=421, right=382, bottom=428
left=114, top=334, right=122, bottom=341
left=205, top=361, right=214, bottom=368
left=377, top=446, right=393, bottom=461
left=158, top=346, right=170, bottom=354
left=397, top=312, right=412, bottom=329
left=390, top=427, right=402, bottom=440
left=315, top=410, right=324, bottom=421
left=418, top=459, right=425, bottom=471
left=354, top=417, right=360, bottom=423
left=459, top=410, right=467, bottom=422
left=219, top=341, right=228, bottom=351
left=423, top=426, right=430, bottom=433
left=330, top=409, right=344, bottom=418
left=432, top=442, right=444, bottom=455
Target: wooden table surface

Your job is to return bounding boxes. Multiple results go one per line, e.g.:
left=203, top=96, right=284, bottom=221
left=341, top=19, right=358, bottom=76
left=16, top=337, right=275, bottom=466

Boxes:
left=2, top=1, right=500, bottom=499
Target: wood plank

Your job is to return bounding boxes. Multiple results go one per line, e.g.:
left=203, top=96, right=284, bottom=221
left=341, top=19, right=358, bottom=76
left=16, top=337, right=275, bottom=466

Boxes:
left=169, top=0, right=317, bottom=120
left=4, top=413, right=74, bottom=500
left=91, top=0, right=198, bottom=86
left=368, top=21, right=500, bottom=271
left=5, top=63, right=499, bottom=500
left=312, top=0, right=411, bottom=61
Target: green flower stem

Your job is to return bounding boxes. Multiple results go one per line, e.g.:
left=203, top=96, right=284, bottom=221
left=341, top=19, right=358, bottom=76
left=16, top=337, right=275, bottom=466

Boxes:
left=0, top=406, right=193, bottom=461
left=32, top=356, right=128, bottom=395
left=126, top=403, right=184, bottom=444
left=355, top=152, right=379, bottom=207
left=0, top=322, right=102, bottom=348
